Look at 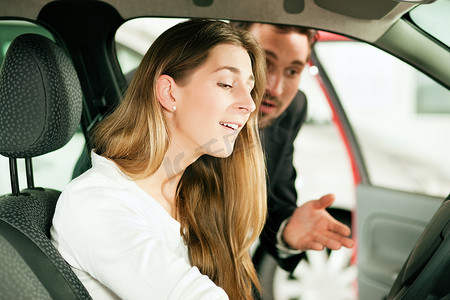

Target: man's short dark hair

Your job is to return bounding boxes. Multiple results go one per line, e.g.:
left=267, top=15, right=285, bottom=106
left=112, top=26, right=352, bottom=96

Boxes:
left=230, top=21, right=318, bottom=48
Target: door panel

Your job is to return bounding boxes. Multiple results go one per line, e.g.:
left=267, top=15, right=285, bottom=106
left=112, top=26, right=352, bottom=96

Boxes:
left=356, top=184, right=443, bottom=299
left=313, top=36, right=449, bottom=300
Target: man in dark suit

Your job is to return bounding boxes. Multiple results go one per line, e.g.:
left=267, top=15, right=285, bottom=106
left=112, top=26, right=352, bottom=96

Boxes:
left=231, top=22, right=354, bottom=272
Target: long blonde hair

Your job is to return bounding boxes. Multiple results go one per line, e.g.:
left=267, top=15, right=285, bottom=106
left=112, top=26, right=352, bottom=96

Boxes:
left=93, top=19, right=267, bottom=299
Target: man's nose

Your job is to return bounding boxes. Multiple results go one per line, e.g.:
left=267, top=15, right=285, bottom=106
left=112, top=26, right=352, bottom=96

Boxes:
left=266, top=72, right=283, bottom=97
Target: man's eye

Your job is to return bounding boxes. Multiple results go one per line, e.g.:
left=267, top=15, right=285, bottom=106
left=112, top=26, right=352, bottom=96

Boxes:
left=218, top=83, right=232, bottom=89
left=287, top=69, right=300, bottom=77
left=266, top=60, right=274, bottom=71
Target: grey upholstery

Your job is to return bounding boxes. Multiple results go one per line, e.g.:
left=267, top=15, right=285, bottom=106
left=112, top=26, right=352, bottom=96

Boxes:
left=0, top=234, right=52, bottom=300
left=0, top=33, right=82, bottom=158
left=0, top=34, right=91, bottom=299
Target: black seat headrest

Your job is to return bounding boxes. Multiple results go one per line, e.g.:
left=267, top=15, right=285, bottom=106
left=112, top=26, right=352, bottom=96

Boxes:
left=0, top=33, right=82, bottom=158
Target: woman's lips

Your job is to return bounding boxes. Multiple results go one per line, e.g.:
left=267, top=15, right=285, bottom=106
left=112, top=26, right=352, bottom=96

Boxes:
left=219, top=121, right=242, bottom=132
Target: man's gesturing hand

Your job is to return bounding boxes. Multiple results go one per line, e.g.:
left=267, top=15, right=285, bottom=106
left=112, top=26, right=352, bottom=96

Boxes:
left=282, top=194, right=354, bottom=251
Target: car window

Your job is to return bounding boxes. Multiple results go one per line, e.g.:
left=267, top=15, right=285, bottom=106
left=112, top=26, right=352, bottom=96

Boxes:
left=294, top=64, right=355, bottom=210
left=0, top=21, right=54, bottom=63
left=115, top=17, right=189, bottom=74
left=0, top=20, right=85, bottom=194
left=409, top=0, right=450, bottom=48
left=315, top=40, right=450, bottom=198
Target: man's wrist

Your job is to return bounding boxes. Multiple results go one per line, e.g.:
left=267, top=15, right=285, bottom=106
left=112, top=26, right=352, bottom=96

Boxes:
left=276, top=218, right=303, bottom=255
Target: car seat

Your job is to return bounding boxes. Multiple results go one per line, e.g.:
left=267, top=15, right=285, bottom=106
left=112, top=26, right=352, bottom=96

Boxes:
left=0, top=33, right=91, bottom=299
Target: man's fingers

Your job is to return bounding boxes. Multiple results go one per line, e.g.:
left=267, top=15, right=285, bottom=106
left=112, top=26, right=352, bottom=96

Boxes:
left=312, top=194, right=335, bottom=210
left=296, top=232, right=354, bottom=251
left=315, top=231, right=355, bottom=250
left=323, top=237, right=354, bottom=250
left=306, top=241, right=325, bottom=251
left=341, top=237, right=354, bottom=248
left=320, top=232, right=345, bottom=250
left=324, top=239, right=342, bottom=250
left=329, top=220, right=351, bottom=237
left=328, top=221, right=354, bottom=248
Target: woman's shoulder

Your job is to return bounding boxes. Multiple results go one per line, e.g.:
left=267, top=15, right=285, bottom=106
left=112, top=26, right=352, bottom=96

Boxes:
left=68, top=152, right=132, bottom=192
left=57, top=157, right=143, bottom=215
left=65, top=170, right=125, bottom=200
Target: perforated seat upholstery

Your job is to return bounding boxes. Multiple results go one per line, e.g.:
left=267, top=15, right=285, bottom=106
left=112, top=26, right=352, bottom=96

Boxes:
left=0, top=234, right=52, bottom=300
left=0, top=34, right=91, bottom=299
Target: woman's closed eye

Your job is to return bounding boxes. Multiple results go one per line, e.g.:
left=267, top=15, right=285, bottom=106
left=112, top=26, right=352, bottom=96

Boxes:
left=218, top=82, right=233, bottom=89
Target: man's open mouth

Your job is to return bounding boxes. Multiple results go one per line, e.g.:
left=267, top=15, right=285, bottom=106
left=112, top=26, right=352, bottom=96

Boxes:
left=262, top=99, right=276, bottom=108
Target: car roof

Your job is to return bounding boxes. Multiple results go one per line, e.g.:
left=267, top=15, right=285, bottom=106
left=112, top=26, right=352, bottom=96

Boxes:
left=1, top=0, right=449, bottom=88
left=1, top=0, right=417, bottom=42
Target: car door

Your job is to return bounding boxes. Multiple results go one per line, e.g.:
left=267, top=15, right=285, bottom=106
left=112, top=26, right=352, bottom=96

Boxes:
left=312, top=13, right=450, bottom=299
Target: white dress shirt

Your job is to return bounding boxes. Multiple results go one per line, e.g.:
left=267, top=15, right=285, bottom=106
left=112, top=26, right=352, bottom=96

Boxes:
left=51, top=152, right=228, bottom=300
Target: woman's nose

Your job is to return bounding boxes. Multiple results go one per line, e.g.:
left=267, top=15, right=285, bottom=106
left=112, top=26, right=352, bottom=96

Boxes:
left=235, top=88, right=256, bottom=113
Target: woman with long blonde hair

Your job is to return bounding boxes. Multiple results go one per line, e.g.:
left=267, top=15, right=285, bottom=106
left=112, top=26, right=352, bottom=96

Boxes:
left=51, top=19, right=267, bottom=299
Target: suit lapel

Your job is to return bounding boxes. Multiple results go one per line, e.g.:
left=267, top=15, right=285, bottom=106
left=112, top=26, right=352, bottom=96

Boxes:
left=261, top=119, right=289, bottom=185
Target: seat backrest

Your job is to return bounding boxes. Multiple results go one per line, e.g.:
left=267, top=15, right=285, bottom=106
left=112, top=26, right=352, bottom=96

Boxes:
left=387, top=194, right=450, bottom=300
left=0, top=33, right=91, bottom=299
left=0, top=233, right=52, bottom=299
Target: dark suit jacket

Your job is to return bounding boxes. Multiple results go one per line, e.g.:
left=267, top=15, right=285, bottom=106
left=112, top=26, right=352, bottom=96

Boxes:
left=259, top=90, right=308, bottom=272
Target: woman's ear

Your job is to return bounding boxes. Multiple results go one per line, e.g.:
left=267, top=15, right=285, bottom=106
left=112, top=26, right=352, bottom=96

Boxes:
left=156, top=75, right=177, bottom=112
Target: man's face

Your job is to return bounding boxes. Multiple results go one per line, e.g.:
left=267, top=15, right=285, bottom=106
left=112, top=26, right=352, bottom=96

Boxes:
left=248, top=24, right=310, bottom=128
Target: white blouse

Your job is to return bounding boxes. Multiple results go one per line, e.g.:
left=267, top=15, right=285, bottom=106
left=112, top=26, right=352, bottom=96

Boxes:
left=51, top=152, right=228, bottom=300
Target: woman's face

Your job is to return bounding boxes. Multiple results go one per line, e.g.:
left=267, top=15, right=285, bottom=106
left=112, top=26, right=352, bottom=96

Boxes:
left=170, top=43, right=256, bottom=158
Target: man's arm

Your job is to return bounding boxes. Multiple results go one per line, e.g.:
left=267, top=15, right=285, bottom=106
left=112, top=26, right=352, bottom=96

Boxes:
left=259, top=91, right=308, bottom=272
left=259, top=91, right=354, bottom=273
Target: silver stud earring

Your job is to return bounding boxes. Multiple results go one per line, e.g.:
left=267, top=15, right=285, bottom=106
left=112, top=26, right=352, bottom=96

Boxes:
left=172, top=106, right=176, bottom=112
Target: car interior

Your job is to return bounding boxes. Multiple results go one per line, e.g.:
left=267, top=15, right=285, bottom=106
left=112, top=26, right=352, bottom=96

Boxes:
left=0, top=0, right=449, bottom=299
left=387, top=194, right=449, bottom=299
left=0, top=33, right=89, bottom=299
